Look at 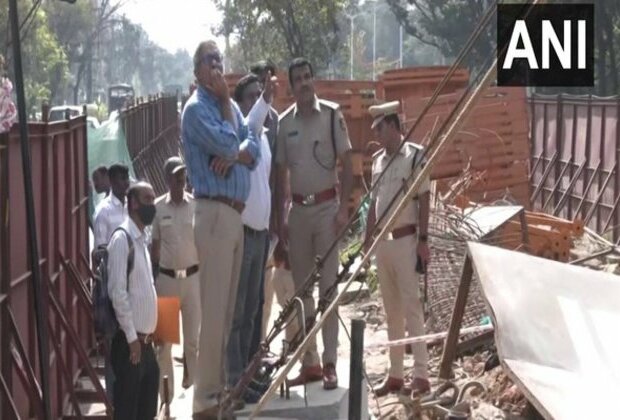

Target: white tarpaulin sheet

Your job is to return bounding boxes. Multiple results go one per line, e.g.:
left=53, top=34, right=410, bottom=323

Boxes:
left=468, top=242, right=620, bottom=420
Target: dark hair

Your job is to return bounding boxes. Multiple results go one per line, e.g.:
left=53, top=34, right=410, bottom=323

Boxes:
left=92, top=165, right=108, bottom=177
left=126, top=181, right=152, bottom=209
left=250, top=60, right=276, bottom=77
left=288, top=57, right=313, bottom=86
left=383, top=114, right=401, bottom=131
left=108, top=163, right=129, bottom=180
left=234, top=73, right=260, bottom=103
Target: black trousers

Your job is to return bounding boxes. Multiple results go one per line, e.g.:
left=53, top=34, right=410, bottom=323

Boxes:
left=110, top=331, right=159, bottom=420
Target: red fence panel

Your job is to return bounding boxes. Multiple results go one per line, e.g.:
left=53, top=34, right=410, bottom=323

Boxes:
left=529, top=95, right=620, bottom=241
left=0, top=116, right=91, bottom=418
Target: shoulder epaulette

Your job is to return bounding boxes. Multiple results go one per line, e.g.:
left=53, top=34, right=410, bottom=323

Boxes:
left=318, top=98, right=340, bottom=110
left=278, top=103, right=296, bottom=122
left=372, top=148, right=385, bottom=159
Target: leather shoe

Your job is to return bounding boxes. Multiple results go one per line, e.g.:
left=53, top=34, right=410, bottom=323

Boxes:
left=374, top=376, right=404, bottom=397
left=286, top=364, right=322, bottom=387
left=322, top=363, right=338, bottom=390
left=402, top=377, right=431, bottom=398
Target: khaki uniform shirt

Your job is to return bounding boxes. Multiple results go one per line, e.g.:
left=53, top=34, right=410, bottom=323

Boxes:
left=152, top=192, right=199, bottom=269
left=276, top=96, right=352, bottom=196
left=371, top=141, right=430, bottom=230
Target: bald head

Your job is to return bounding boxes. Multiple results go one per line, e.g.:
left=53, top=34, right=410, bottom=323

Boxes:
left=127, top=181, right=155, bottom=215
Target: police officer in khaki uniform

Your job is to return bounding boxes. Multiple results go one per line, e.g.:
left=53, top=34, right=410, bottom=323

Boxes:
left=151, top=157, right=201, bottom=398
left=275, top=57, right=354, bottom=390
left=363, top=101, right=431, bottom=397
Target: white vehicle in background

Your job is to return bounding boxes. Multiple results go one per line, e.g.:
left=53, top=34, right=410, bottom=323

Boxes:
left=48, top=105, right=100, bottom=129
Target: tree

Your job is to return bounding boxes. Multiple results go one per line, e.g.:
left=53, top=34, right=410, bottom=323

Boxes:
left=45, top=0, right=124, bottom=103
left=214, top=0, right=349, bottom=76
left=387, top=0, right=620, bottom=95
left=0, top=0, right=69, bottom=114
left=387, top=0, right=494, bottom=73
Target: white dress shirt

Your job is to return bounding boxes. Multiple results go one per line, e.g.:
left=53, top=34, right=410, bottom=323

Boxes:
left=93, top=193, right=127, bottom=248
left=242, top=131, right=272, bottom=231
left=107, top=217, right=158, bottom=343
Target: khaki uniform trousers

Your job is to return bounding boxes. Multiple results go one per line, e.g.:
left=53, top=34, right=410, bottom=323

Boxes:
left=262, top=265, right=297, bottom=342
left=155, top=271, right=201, bottom=399
left=376, top=235, right=429, bottom=379
left=192, top=200, right=244, bottom=412
left=288, top=199, right=340, bottom=367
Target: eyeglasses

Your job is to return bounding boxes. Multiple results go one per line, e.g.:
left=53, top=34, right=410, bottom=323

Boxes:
left=201, top=53, right=223, bottom=66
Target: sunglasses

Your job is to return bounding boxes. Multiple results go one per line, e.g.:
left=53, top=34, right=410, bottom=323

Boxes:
left=202, top=53, right=223, bottom=66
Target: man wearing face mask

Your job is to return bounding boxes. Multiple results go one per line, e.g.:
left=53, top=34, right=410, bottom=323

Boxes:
left=107, top=181, right=159, bottom=419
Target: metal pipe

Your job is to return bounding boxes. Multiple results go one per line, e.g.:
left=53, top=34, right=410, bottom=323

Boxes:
left=251, top=35, right=502, bottom=418
left=348, top=319, right=365, bottom=420
left=8, top=0, right=51, bottom=418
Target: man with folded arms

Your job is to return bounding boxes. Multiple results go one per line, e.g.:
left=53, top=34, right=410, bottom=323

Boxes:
left=182, top=40, right=260, bottom=419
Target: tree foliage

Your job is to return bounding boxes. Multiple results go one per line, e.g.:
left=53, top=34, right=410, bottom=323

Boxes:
left=1, top=0, right=69, bottom=115
left=1, top=0, right=194, bottom=116
left=214, top=0, right=349, bottom=75
left=387, top=0, right=620, bottom=95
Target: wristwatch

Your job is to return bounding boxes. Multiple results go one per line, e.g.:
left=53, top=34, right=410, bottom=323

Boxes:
left=419, top=234, right=428, bottom=242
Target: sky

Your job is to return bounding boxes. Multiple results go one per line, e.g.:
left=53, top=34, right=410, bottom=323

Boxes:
left=118, top=0, right=225, bottom=55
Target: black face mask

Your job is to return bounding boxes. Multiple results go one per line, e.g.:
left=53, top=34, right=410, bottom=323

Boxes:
left=138, top=203, right=156, bottom=226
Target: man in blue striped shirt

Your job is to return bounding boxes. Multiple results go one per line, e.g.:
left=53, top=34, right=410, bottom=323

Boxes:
left=182, top=39, right=260, bottom=420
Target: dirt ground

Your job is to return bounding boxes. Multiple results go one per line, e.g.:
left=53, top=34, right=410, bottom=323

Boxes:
left=337, top=290, right=531, bottom=420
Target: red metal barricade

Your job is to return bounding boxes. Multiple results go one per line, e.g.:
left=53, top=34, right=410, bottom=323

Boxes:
left=0, top=116, right=95, bottom=418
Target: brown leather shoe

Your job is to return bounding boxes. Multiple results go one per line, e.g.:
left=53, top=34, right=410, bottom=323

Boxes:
left=322, top=363, right=338, bottom=390
left=286, top=364, right=322, bottom=387
left=374, top=376, right=404, bottom=397
left=403, top=377, right=431, bottom=398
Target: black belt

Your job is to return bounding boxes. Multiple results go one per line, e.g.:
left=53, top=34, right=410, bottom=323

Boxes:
left=244, top=225, right=267, bottom=236
left=160, top=265, right=199, bottom=279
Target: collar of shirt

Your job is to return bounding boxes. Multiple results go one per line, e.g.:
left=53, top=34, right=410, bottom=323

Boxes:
left=109, top=192, right=125, bottom=208
left=381, top=137, right=407, bottom=160
left=293, top=95, right=321, bottom=118
left=164, top=192, right=191, bottom=205
left=124, top=217, right=144, bottom=242
left=197, top=85, right=219, bottom=106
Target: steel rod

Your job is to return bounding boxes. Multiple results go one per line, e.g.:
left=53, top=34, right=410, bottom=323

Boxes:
left=553, top=160, right=586, bottom=216
left=251, top=49, right=501, bottom=419
left=8, top=0, right=51, bottom=417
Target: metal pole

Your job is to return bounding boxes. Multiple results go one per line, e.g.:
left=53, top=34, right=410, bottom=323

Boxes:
left=372, top=4, right=376, bottom=80
left=399, top=24, right=403, bottom=67
left=8, top=0, right=51, bottom=418
left=348, top=319, right=365, bottom=420
left=350, top=16, right=354, bottom=80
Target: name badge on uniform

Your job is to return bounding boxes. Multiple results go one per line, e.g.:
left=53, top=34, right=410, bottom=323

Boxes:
left=288, top=131, right=299, bottom=137
left=161, top=217, right=173, bottom=226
